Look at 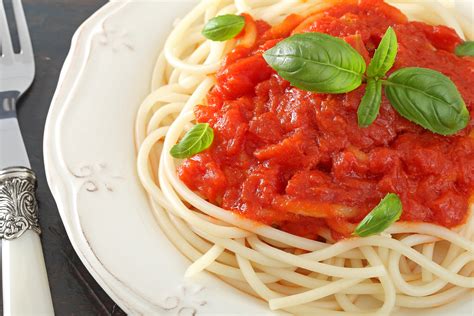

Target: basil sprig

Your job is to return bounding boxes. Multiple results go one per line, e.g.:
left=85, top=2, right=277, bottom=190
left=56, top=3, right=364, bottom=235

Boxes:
left=202, top=14, right=245, bottom=41
left=385, top=68, right=469, bottom=135
left=367, top=26, right=398, bottom=78
left=455, top=41, right=474, bottom=57
left=354, top=193, right=403, bottom=237
left=170, top=123, right=214, bottom=158
left=357, top=27, right=397, bottom=127
left=263, top=33, right=366, bottom=93
left=264, top=27, right=469, bottom=135
left=357, top=79, right=382, bottom=127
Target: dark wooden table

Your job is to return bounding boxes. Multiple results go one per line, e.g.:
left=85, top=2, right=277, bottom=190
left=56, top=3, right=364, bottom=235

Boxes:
left=1, top=0, right=125, bottom=314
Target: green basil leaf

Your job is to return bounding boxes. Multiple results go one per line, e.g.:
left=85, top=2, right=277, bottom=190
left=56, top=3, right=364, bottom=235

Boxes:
left=170, top=123, right=214, bottom=158
left=384, top=67, right=469, bottom=135
left=367, top=27, right=398, bottom=77
left=202, top=14, right=245, bottom=41
left=354, top=193, right=402, bottom=237
left=455, top=41, right=474, bottom=57
left=263, top=33, right=366, bottom=93
left=357, top=79, right=382, bottom=127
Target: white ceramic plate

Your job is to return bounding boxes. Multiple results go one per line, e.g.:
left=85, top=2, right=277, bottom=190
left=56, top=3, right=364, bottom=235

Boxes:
left=44, top=1, right=474, bottom=315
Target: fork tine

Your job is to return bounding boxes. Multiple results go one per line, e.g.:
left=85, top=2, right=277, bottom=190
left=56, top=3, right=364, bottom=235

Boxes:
left=12, top=0, right=32, bottom=58
left=0, top=0, right=14, bottom=58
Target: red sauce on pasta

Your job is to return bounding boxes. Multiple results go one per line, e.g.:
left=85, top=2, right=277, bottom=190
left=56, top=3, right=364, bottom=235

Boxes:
left=178, top=0, right=474, bottom=239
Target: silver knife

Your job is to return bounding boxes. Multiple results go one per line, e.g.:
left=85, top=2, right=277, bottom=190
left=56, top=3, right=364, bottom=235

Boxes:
left=0, top=0, right=54, bottom=315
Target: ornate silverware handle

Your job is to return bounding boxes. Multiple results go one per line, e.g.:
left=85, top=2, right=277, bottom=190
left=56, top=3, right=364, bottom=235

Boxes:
left=0, top=167, right=41, bottom=239
left=1, top=167, right=54, bottom=316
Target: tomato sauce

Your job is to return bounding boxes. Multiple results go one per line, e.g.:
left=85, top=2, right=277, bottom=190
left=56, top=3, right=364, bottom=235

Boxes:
left=178, top=0, right=474, bottom=239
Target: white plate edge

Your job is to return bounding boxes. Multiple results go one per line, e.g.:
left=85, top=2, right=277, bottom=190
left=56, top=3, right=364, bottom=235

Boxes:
left=43, top=1, right=150, bottom=314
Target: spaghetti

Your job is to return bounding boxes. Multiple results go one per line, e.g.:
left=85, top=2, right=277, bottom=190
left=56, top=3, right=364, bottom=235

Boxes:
left=135, top=0, right=474, bottom=314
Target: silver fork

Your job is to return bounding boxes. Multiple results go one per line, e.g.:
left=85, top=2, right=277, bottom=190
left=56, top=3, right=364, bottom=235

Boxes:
left=0, top=0, right=54, bottom=315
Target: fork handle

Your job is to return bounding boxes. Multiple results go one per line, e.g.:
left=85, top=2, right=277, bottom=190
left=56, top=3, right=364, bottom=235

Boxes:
left=0, top=167, right=54, bottom=315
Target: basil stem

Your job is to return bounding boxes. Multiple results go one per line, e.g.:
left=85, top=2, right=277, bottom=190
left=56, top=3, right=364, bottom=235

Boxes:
left=170, top=123, right=214, bottom=158
left=354, top=193, right=403, bottom=237
left=357, top=79, right=382, bottom=127
left=202, top=14, right=245, bottom=41
left=455, top=41, right=474, bottom=57
left=384, top=67, right=469, bottom=135
left=367, top=27, right=398, bottom=78
left=263, top=33, right=366, bottom=93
